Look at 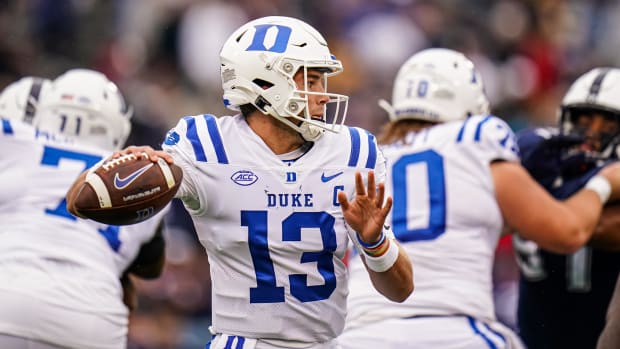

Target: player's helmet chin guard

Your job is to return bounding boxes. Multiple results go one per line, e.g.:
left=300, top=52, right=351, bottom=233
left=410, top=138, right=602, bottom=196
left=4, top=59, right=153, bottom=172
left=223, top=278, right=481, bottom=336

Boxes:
left=560, top=67, right=620, bottom=159
left=379, top=48, right=489, bottom=123
left=0, top=76, right=52, bottom=124
left=220, top=16, right=349, bottom=141
left=35, top=69, right=133, bottom=151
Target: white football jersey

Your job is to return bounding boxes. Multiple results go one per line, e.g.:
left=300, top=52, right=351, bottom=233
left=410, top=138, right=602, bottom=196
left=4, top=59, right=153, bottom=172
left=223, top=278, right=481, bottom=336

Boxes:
left=162, top=114, right=385, bottom=345
left=0, top=118, right=166, bottom=349
left=345, top=115, right=519, bottom=329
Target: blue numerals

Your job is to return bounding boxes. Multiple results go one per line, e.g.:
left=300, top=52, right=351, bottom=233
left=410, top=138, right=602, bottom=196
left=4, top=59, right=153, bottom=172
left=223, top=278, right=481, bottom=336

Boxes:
left=40, top=146, right=121, bottom=251
left=40, top=146, right=102, bottom=220
left=242, top=210, right=337, bottom=304
left=392, top=149, right=447, bottom=242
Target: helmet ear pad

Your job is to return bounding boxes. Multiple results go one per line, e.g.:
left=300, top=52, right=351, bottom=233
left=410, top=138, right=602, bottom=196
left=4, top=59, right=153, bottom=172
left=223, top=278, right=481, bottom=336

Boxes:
left=384, top=48, right=489, bottom=123
left=35, top=69, right=133, bottom=151
left=219, top=16, right=348, bottom=141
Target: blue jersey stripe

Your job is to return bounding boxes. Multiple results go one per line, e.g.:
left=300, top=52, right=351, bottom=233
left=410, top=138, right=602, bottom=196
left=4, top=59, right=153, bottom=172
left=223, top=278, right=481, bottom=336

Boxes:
left=474, top=115, right=492, bottom=141
left=203, top=114, right=229, bottom=164
left=482, top=322, right=506, bottom=344
left=456, top=117, right=473, bottom=142
left=2, top=119, right=13, bottom=135
left=348, top=127, right=361, bottom=167
left=467, top=317, right=498, bottom=349
left=183, top=116, right=207, bottom=162
left=365, top=132, right=377, bottom=169
left=224, top=336, right=234, bottom=349
left=499, top=131, right=511, bottom=147
left=222, top=335, right=245, bottom=349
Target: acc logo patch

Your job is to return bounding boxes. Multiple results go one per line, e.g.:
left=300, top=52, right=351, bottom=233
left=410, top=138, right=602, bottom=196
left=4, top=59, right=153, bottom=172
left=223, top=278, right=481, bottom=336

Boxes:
left=231, top=170, right=258, bottom=186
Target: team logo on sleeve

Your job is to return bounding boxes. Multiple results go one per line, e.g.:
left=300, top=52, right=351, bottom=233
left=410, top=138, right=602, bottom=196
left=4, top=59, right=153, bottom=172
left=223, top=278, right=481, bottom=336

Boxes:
left=231, top=170, right=259, bottom=186
left=164, top=131, right=180, bottom=146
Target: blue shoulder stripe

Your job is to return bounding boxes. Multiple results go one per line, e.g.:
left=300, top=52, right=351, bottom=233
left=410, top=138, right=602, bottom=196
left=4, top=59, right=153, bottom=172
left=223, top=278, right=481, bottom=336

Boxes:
left=2, top=119, right=13, bottom=135
left=456, top=117, right=473, bottom=142
left=365, top=131, right=377, bottom=169
left=456, top=116, right=492, bottom=142
left=473, top=115, right=492, bottom=141
left=203, top=114, right=228, bottom=164
left=183, top=116, right=207, bottom=162
left=348, top=127, right=361, bottom=167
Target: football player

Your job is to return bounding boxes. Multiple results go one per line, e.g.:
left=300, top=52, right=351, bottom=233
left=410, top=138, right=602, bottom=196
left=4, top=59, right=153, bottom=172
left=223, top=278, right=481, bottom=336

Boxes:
left=338, top=49, right=620, bottom=349
left=67, top=16, right=413, bottom=349
left=0, top=69, right=166, bottom=349
left=515, top=67, right=620, bottom=349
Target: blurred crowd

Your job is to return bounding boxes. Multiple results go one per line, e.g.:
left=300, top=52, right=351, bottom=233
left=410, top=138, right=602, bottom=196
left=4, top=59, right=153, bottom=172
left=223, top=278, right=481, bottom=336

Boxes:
left=1, top=0, right=619, bottom=348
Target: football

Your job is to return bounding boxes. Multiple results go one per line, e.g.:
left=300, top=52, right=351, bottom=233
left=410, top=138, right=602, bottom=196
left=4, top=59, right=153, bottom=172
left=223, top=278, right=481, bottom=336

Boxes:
left=72, top=152, right=183, bottom=225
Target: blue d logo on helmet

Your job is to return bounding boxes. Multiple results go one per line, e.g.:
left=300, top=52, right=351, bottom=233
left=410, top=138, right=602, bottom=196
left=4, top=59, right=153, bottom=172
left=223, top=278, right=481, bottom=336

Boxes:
left=246, top=24, right=292, bottom=53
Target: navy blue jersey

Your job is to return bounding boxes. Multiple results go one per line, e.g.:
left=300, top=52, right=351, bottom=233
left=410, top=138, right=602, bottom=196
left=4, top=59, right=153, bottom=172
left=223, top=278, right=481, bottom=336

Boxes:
left=514, top=127, right=620, bottom=349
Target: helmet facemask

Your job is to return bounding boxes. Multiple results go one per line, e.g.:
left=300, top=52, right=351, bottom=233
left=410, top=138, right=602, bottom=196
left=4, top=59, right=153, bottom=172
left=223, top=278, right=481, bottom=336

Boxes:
left=260, top=60, right=348, bottom=141
left=560, top=106, right=620, bottom=160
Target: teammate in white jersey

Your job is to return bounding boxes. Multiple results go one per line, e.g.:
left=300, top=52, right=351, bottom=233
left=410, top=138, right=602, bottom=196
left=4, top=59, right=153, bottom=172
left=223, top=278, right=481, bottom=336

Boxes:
left=67, top=16, right=413, bottom=349
left=0, top=69, right=167, bottom=349
left=0, top=76, right=51, bottom=123
left=338, top=48, right=620, bottom=349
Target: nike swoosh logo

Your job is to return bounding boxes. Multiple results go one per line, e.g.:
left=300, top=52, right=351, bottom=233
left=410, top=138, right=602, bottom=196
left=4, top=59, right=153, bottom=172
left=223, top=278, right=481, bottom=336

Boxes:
left=321, top=171, right=344, bottom=183
left=113, top=163, right=154, bottom=189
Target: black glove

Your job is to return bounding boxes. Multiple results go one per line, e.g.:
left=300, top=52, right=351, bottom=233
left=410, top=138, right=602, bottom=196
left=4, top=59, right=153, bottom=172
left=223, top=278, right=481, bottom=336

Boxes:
left=519, top=131, right=592, bottom=189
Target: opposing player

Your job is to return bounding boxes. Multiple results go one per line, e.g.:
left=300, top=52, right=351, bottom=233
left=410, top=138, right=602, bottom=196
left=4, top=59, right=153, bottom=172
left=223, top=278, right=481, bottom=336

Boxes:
left=338, top=48, right=620, bottom=349
left=67, top=16, right=413, bottom=349
left=0, top=69, right=166, bottom=349
left=514, top=67, right=620, bottom=349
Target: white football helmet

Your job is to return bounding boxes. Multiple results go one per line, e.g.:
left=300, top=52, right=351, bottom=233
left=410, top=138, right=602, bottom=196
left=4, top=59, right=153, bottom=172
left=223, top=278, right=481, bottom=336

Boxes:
left=0, top=76, right=52, bottom=124
left=379, top=48, right=489, bottom=123
left=35, top=69, right=132, bottom=151
left=220, top=16, right=348, bottom=141
left=560, top=67, right=620, bottom=159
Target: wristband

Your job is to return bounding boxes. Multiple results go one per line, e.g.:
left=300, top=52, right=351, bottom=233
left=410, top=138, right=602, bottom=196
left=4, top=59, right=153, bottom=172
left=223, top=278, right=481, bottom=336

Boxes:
left=585, top=175, right=611, bottom=204
left=356, top=231, right=386, bottom=250
left=363, top=238, right=399, bottom=273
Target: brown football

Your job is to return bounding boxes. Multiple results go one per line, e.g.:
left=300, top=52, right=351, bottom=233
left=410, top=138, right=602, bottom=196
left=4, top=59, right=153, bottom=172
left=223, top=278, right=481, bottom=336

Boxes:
left=72, top=152, right=183, bottom=225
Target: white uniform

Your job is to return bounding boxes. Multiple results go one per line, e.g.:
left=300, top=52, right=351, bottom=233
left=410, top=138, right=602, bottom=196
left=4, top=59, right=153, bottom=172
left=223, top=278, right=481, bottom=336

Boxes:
left=0, top=119, right=165, bottom=349
left=341, top=115, right=524, bottom=349
left=162, top=114, right=385, bottom=348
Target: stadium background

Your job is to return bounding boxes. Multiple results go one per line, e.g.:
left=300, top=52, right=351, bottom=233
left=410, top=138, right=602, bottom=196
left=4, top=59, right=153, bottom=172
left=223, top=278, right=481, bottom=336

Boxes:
left=1, top=0, right=618, bottom=347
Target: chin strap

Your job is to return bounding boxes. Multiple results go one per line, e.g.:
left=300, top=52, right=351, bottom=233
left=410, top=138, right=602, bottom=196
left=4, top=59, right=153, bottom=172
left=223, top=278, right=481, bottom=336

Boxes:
left=299, top=123, right=323, bottom=141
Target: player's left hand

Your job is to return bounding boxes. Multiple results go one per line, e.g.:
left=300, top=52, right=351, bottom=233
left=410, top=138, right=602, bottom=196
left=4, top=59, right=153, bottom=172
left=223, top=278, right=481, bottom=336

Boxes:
left=338, top=171, right=392, bottom=244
